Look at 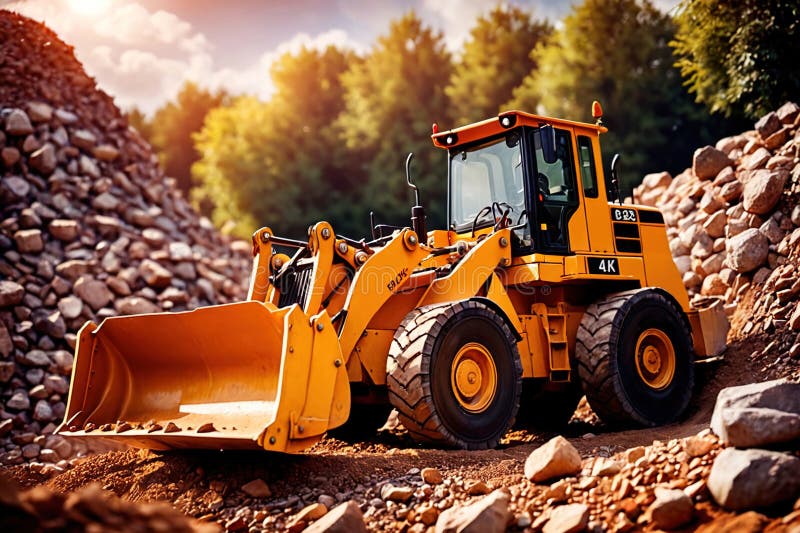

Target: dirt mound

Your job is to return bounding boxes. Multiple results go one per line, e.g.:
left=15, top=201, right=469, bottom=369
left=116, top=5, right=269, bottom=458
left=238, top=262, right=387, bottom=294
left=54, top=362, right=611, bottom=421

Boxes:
left=1, top=470, right=219, bottom=532
left=0, top=9, right=252, bottom=469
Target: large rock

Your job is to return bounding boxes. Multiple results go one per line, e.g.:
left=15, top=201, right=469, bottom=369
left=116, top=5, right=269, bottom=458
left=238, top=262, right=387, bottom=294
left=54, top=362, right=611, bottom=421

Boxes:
left=48, top=219, right=79, bottom=241
left=73, top=277, right=113, bottom=311
left=303, top=500, right=367, bottom=533
left=14, top=229, right=43, bottom=253
left=3, top=108, right=34, bottom=135
left=70, top=129, right=96, bottom=151
left=726, top=228, right=768, bottom=273
left=26, top=101, right=52, bottom=122
left=742, top=169, right=787, bottom=215
left=435, top=489, right=510, bottom=533
left=29, top=143, right=57, bottom=175
left=240, top=478, right=271, bottom=498
left=754, top=111, right=781, bottom=139
left=693, top=146, right=732, bottom=180
left=708, top=448, right=800, bottom=510
left=711, top=379, right=800, bottom=447
left=543, top=503, right=589, bottom=533
left=0, top=324, right=12, bottom=358
left=648, top=487, right=693, bottom=530
left=115, top=296, right=160, bottom=315
left=0, top=280, right=25, bottom=307
left=139, top=259, right=172, bottom=288
left=776, top=102, right=800, bottom=124
left=524, top=435, right=582, bottom=483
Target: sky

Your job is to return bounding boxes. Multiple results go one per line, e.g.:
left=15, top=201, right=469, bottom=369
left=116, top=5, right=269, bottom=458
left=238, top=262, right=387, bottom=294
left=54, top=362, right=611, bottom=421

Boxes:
left=3, top=0, right=678, bottom=115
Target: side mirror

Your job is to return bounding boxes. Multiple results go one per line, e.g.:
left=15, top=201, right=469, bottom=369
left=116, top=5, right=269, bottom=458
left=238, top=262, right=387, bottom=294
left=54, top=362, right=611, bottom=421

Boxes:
left=405, top=152, right=419, bottom=205
left=540, top=124, right=558, bottom=165
left=610, top=153, right=622, bottom=204
left=405, top=152, right=427, bottom=240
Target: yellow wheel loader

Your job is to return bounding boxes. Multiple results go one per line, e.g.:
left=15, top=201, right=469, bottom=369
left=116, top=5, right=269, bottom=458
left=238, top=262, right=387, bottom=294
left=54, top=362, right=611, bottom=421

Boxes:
left=58, top=105, right=729, bottom=452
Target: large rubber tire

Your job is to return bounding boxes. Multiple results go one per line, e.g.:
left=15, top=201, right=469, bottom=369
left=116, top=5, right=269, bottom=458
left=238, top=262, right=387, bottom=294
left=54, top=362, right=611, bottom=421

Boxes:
left=515, top=380, right=583, bottom=430
left=387, top=301, right=522, bottom=449
left=575, top=289, right=694, bottom=427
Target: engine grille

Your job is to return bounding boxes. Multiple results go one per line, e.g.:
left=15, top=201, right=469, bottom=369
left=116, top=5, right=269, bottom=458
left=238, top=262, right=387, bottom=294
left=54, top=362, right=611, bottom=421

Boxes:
left=276, top=260, right=314, bottom=308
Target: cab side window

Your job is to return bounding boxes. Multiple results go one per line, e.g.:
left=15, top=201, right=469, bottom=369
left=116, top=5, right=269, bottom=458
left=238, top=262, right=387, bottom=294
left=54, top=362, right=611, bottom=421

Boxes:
left=577, top=135, right=598, bottom=198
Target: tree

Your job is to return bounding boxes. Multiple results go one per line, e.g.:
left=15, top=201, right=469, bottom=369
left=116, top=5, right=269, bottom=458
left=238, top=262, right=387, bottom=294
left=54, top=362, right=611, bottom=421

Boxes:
left=193, top=46, right=357, bottom=238
left=508, top=0, right=732, bottom=192
left=150, top=81, right=228, bottom=194
left=126, top=107, right=153, bottom=142
left=671, top=0, right=800, bottom=118
left=446, top=5, right=552, bottom=125
left=339, top=12, right=453, bottom=229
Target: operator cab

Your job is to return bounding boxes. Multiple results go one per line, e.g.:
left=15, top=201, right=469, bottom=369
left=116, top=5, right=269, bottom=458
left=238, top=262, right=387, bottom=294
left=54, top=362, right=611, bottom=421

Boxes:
left=447, top=123, right=579, bottom=255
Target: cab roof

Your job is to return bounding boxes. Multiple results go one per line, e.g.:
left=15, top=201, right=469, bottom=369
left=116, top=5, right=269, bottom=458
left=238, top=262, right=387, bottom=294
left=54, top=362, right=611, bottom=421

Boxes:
left=431, top=110, right=608, bottom=150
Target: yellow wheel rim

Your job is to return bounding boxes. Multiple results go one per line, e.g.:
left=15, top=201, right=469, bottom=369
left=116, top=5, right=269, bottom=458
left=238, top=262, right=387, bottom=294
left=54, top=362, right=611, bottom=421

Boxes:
left=634, top=328, right=676, bottom=390
left=450, top=342, right=497, bottom=413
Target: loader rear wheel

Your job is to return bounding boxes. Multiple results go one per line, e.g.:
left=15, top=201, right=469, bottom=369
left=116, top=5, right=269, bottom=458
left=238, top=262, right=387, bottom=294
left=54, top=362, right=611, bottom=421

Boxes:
left=387, top=301, right=522, bottom=450
left=575, top=289, right=694, bottom=427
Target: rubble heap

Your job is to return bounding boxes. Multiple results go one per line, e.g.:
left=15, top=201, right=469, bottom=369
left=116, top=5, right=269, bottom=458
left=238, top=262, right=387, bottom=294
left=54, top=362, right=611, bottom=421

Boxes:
left=0, top=11, right=252, bottom=468
left=634, top=102, right=800, bottom=365
left=0, top=471, right=219, bottom=532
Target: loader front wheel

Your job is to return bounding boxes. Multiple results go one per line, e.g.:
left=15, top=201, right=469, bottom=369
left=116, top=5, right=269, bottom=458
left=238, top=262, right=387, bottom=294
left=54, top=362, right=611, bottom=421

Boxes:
left=575, top=289, right=694, bottom=427
left=387, top=301, right=522, bottom=450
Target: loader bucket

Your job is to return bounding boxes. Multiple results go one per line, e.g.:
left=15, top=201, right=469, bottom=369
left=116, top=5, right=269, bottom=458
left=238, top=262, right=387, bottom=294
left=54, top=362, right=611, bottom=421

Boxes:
left=57, top=301, right=351, bottom=453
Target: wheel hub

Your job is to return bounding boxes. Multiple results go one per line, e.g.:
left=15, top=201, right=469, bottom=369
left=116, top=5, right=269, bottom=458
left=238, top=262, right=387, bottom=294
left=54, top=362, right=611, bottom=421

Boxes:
left=451, top=342, right=497, bottom=413
left=634, top=329, right=676, bottom=390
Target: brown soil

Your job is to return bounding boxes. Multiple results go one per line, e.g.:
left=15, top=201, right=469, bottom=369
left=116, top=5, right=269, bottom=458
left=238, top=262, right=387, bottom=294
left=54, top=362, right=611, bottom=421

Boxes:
left=6, top=332, right=796, bottom=531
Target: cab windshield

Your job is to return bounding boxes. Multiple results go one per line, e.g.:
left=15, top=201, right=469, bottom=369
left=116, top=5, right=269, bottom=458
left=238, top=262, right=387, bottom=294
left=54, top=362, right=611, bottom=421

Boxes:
left=449, top=133, right=526, bottom=237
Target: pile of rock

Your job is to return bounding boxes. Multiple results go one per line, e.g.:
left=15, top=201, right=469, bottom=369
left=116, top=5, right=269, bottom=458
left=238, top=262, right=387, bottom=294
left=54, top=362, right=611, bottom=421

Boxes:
left=633, top=102, right=800, bottom=343
left=279, top=425, right=793, bottom=532
left=0, top=472, right=219, bottom=532
left=0, top=11, right=252, bottom=468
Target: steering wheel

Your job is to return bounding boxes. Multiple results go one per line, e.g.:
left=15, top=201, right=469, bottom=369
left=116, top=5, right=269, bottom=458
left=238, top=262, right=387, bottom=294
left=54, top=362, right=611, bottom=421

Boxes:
left=492, top=202, right=513, bottom=230
left=470, top=202, right=514, bottom=237
left=537, top=173, right=550, bottom=198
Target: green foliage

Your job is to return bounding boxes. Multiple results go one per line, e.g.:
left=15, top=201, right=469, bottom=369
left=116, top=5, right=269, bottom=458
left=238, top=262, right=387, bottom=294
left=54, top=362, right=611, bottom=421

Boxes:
left=150, top=82, right=228, bottom=194
left=338, top=12, right=453, bottom=229
left=126, top=107, right=153, bottom=142
left=509, top=0, right=729, bottom=192
left=193, top=47, right=358, bottom=238
left=672, top=0, right=800, bottom=118
left=446, top=5, right=552, bottom=125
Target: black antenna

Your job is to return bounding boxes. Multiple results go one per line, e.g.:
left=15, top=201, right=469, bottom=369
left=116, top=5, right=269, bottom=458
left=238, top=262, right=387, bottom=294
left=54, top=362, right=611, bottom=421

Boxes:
left=370, top=211, right=376, bottom=240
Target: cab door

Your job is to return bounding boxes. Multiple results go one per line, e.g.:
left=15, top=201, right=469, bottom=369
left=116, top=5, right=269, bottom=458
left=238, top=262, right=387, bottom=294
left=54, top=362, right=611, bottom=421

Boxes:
left=528, top=127, right=580, bottom=254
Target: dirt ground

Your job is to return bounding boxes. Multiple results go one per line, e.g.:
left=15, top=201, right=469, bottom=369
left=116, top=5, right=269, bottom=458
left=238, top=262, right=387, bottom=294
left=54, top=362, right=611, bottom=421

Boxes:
left=5, top=330, right=793, bottom=532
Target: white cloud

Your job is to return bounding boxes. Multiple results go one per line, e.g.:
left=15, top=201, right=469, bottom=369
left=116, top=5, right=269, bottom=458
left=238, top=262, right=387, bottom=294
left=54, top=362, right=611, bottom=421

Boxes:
left=3, top=0, right=362, bottom=114
left=421, top=0, right=507, bottom=51
left=206, top=29, right=365, bottom=101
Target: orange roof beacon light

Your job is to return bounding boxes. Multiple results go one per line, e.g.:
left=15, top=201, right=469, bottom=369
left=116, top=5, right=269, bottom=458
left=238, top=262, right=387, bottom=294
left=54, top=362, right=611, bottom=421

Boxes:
left=592, top=100, right=603, bottom=126
left=432, top=123, right=439, bottom=134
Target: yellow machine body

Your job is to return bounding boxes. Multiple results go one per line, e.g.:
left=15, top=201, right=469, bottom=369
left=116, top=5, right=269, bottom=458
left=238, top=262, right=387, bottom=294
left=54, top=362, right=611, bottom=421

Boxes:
left=58, top=110, right=728, bottom=452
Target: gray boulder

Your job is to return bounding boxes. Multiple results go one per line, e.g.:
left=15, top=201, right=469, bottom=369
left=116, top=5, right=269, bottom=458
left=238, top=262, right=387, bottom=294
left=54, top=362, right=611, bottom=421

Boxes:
left=708, top=448, right=800, bottom=510
left=693, top=146, right=732, bottom=180
left=742, top=169, right=787, bottom=215
left=711, top=379, right=800, bottom=447
left=726, top=228, right=768, bottom=273
left=435, top=489, right=510, bottom=533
